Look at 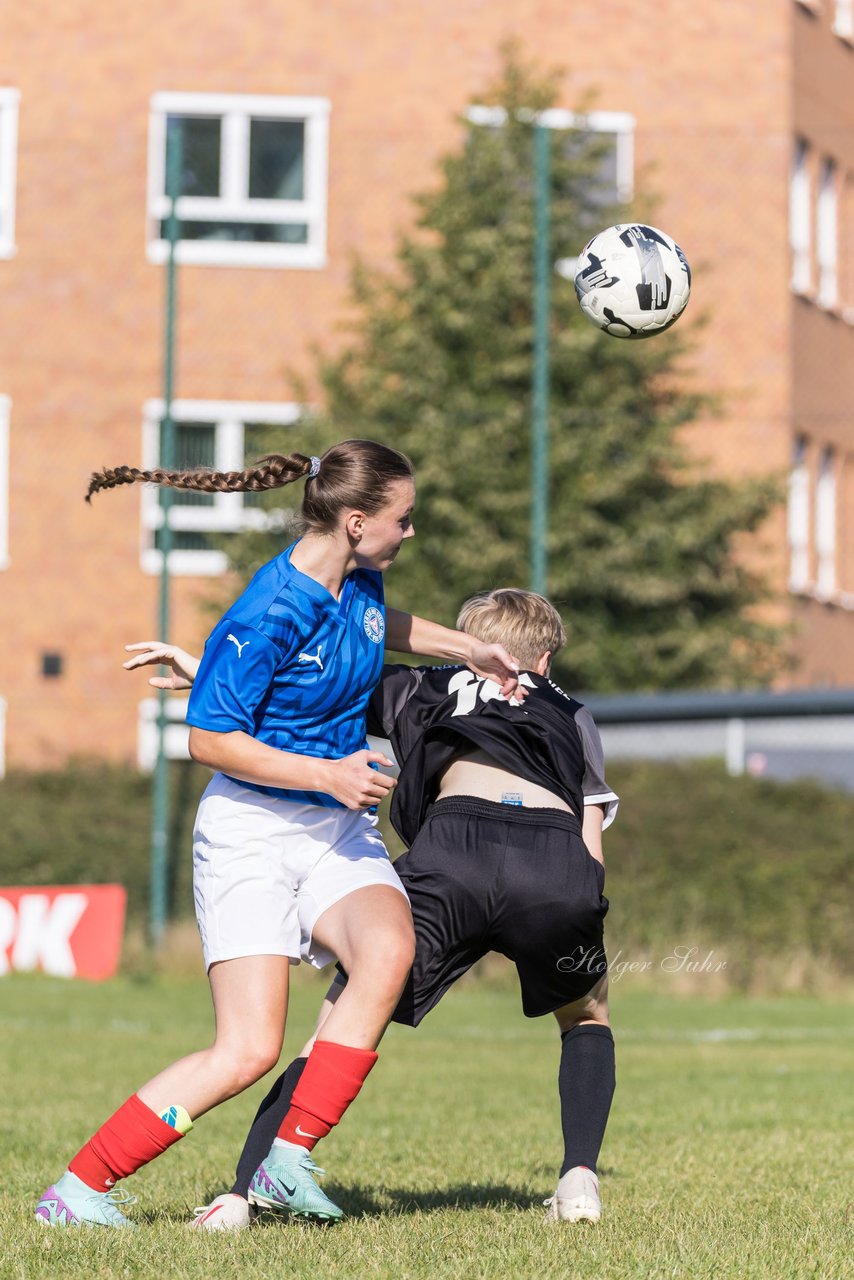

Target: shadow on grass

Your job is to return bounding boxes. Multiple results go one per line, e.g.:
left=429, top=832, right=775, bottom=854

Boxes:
left=145, top=1182, right=548, bottom=1227
left=337, top=1183, right=545, bottom=1216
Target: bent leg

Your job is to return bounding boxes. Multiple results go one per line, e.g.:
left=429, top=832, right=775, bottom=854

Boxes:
left=311, top=884, right=415, bottom=1048
left=137, top=954, right=290, bottom=1117
left=267, top=885, right=414, bottom=1149
left=43, top=955, right=290, bottom=1221
left=552, top=976, right=615, bottom=1178
left=230, top=977, right=345, bottom=1198
left=245, top=887, right=414, bottom=1220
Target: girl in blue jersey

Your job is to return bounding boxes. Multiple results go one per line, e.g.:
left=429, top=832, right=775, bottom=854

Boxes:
left=36, top=439, right=521, bottom=1229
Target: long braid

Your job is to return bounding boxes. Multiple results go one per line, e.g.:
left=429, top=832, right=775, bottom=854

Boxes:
left=85, top=454, right=312, bottom=503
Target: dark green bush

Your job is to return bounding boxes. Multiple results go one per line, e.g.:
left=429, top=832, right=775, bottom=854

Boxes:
left=0, top=761, right=206, bottom=923
left=0, top=758, right=850, bottom=987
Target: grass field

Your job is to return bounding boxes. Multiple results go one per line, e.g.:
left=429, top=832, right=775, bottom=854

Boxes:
left=1, top=974, right=852, bottom=1279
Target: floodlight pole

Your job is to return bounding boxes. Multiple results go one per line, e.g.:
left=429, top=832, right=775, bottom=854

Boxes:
left=150, top=118, right=182, bottom=947
left=531, top=120, right=551, bottom=597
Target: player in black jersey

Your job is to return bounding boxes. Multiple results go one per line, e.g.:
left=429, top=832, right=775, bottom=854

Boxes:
left=127, top=590, right=618, bottom=1227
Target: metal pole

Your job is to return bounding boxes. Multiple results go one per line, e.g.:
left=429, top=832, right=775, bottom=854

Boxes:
left=150, top=118, right=182, bottom=946
left=531, top=120, right=551, bottom=596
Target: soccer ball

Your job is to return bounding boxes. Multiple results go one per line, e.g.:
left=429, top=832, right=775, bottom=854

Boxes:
left=574, top=223, right=691, bottom=339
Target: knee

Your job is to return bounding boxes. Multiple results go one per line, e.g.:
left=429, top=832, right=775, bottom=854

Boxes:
left=351, top=927, right=415, bottom=996
left=213, top=1041, right=281, bottom=1096
left=554, top=979, right=610, bottom=1034
left=383, top=925, right=416, bottom=982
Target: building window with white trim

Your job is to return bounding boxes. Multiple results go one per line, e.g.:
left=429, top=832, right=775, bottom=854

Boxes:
left=788, top=434, right=811, bottom=593
left=815, top=446, right=837, bottom=600
left=816, top=158, right=839, bottom=308
left=790, top=139, right=812, bottom=295
left=465, top=106, right=635, bottom=282
left=141, top=399, right=301, bottom=575
left=834, top=0, right=854, bottom=37
left=147, top=93, right=330, bottom=269
left=0, top=89, right=20, bottom=259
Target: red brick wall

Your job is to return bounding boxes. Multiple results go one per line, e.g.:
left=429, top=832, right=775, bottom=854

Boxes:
left=0, top=0, right=851, bottom=767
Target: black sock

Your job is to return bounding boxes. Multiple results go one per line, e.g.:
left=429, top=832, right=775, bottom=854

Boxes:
left=230, top=1056, right=308, bottom=1197
left=558, top=1023, right=615, bottom=1176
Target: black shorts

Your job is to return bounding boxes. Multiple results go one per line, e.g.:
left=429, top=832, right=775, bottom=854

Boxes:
left=390, top=796, right=609, bottom=1026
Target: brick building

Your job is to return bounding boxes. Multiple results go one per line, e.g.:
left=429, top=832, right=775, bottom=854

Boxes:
left=1, top=0, right=853, bottom=771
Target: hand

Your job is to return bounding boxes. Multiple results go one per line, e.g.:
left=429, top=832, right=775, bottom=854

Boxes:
left=323, top=750, right=397, bottom=810
left=123, top=641, right=200, bottom=690
left=466, top=641, right=527, bottom=700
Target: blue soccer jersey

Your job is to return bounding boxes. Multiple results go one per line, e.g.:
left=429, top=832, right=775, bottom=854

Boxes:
left=186, top=541, right=387, bottom=807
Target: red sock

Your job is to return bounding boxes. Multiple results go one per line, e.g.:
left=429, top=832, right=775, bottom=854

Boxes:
left=68, top=1095, right=185, bottom=1191
left=276, top=1040, right=378, bottom=1151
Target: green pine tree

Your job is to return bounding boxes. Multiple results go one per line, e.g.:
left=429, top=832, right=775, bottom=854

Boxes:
left=225, top=48, right=783, bottom=691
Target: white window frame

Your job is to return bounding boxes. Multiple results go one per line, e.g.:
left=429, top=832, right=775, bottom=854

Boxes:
left=138, top=697, right=190, bottom=769
left=815, top=446, right=837, bottom=600
left=816, top=158, right=839, bottom=309
left=834, top=0, right=854, bottom=37
left=466, top=105, right=634, bottom=202
left=790, top=138, right=812, bottom=295
left=141, top=398, right=301, bottom=576
left=788, top=435, right=811, bottom=593
left=147, top=92, right=330, bottom=269
left=466, top=106, right=635, bottom=283
left=0, top=89, right=20, bottom=259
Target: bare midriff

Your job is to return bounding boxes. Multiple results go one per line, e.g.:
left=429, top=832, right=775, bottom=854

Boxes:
left=436, top=748, right=573, bottom=812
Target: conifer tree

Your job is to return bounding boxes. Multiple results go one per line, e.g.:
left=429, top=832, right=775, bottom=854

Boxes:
left=230, top=48, right=782, bottom=690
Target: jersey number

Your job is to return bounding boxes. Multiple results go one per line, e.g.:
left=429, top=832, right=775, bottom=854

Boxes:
left=447, top=670, right=535, bottom=717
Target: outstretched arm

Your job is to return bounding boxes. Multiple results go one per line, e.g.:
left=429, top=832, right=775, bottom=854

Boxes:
left=384, top=608, right=522, bottom=699
left=123, top=641, right=200, bottom=689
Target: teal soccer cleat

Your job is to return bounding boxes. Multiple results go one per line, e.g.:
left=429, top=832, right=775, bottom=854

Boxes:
left=249, top=1146, right=343, bottom=1221
left=35, top=1170, right=138, bottom=1228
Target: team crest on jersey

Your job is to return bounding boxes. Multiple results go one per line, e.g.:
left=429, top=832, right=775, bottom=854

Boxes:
left=363, top=606, right=384, bottom=644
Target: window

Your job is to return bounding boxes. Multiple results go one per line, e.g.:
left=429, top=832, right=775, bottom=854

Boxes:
left=788, top=434, right=811, bottom=592
left=815, top=446, right=837, bottom=599
left=140, top=399, right=301, bottom=575
left=816, top=158, right=839, bottom=308
left=147, top=93, right=330, bottom=268
left=466, top=105, right=634, bottom=204
left=137, top=697, right=190, bottom=769
left=0, top=89, right=20, bottom=259
left=790, top=139, right=812, bottom=294
left=466, top=105, right=635, bottom=282
left=834, top=0, right=854, bottom=37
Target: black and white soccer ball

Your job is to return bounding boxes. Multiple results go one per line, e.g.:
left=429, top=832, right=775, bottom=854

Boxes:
left=574, top=223, right=691, bottom=339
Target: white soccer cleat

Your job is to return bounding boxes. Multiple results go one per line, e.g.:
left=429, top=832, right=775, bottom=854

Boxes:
left=189, top=1192, right=252, bottom=1231
left=544, top=1165, right=601, bottom=1223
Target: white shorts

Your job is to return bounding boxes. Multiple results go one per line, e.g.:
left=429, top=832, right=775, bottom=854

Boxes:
left=192, top=773, right=409, bottom=970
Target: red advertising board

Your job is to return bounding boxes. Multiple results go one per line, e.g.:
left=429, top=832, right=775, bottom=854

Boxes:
left=0, top=885, right=127, bottom=980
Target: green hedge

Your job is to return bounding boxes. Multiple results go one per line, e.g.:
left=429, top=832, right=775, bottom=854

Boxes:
left=0, top=762, right=204, bottom=925
left=603, top=760, right=852, bottom=987
left=0, top=759, right=850, bottom=987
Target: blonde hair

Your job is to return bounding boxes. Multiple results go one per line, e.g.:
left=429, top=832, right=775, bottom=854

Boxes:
left=456, top=589, right=566, bottom=672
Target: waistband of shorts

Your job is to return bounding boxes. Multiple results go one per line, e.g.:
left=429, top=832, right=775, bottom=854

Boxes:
left=427, top=795, right=582, bottom=835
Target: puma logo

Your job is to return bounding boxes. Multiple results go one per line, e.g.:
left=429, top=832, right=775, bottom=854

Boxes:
left=226, top=633, right=250, bottom=658
left=298, top=645, right=324, bottom=671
